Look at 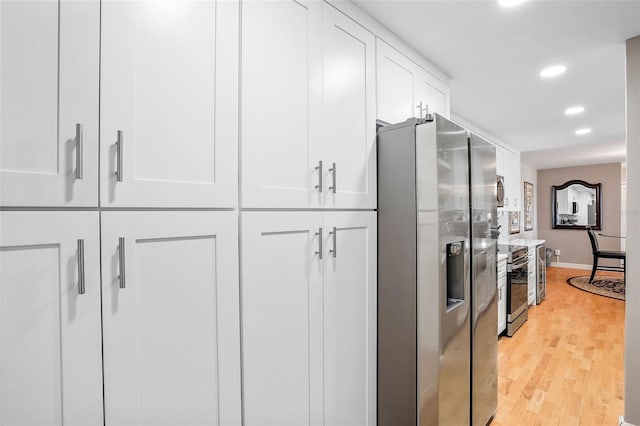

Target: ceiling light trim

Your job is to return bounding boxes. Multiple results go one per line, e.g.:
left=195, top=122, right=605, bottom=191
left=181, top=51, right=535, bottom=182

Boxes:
left=565, top=106, right=585, bottom=115
left=540, top=65, right=567, bottom=78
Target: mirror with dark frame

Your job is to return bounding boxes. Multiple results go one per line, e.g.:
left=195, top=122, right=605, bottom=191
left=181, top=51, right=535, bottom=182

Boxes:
left=552, top=180, right=602, bottom=230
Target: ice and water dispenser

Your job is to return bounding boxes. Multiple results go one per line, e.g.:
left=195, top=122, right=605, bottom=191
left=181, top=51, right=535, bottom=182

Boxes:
left=446, top=241, right=465, bottom=309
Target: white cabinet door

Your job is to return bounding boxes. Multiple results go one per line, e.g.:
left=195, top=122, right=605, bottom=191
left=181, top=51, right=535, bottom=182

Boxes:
left=242, top=0, right=322, bottom=208
left=376, top=39, right=450, bottom=125
left=414, top=69, right=449, bottom=119
left=101, top=211, right=241, bottom=426
left=323, top=211, right=376, bottom=426
left=0, top=0, right=99, bottom=207
left=0, top=212, right=103, bottom=425
left=100, top=0, right=238, bottom=207
left=241, top=212, right=324, bottom=426
left=376, top=40, right=415, bottom=124
left=322, top=5, right=376, bottom=209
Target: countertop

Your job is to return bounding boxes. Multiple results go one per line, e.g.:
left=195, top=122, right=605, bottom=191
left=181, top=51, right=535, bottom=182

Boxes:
left=499, top=238, right=545, bottom=247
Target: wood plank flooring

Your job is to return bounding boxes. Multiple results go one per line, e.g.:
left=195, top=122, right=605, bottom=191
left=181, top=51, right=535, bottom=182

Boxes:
left=492, top=267, right=625, bottom=426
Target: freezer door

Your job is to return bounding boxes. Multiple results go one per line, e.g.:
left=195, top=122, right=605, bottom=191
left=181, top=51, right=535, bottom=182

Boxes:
left=417, top=115, right=471, bottom=425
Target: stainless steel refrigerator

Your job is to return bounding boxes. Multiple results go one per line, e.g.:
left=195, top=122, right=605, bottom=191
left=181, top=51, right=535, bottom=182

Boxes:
left=377, top=115, right=497, bottom=426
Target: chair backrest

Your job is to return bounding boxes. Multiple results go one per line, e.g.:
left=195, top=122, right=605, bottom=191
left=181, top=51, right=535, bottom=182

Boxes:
left=586, top=226, right=599, bottom=254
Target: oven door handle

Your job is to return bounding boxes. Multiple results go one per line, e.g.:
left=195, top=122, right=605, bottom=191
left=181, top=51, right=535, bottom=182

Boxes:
left=511, top=261, right=528, bottom=269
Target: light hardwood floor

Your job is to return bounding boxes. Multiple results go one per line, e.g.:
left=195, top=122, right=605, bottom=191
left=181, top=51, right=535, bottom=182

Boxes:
left=492, top=267, right=625, bottom=426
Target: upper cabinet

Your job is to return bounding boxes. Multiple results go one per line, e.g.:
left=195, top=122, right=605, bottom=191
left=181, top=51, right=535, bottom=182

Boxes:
left=376, top=39, right=450, bottom=125
left=242, top=1, right=376, bottom=209
left=0, top=0, right=99, bottom=207
left=322, top=5, right=376, bottom=209
left=1, top=0, right=238, bottom=208
left=100, top=0, right=238, bottom=207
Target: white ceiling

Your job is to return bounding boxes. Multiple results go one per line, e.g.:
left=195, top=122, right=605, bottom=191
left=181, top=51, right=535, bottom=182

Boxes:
left=354, top=0, right=640, bottom=169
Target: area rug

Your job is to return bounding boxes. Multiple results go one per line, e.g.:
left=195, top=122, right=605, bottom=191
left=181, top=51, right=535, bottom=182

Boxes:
left=566, top=276, right=625, bottom=301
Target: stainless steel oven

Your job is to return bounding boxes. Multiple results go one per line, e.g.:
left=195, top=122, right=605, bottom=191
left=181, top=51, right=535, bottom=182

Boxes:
left=505, top=246, right=528, bottom=336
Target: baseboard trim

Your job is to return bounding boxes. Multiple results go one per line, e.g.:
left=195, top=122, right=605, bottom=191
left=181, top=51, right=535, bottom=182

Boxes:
left=619, top=415, right=637, bottom=426
left=549, top=262, right=593, bottom=270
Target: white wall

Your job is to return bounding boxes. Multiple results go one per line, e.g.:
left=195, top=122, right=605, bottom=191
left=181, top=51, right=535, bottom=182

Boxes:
left=624, top=35, right=640, bottom=426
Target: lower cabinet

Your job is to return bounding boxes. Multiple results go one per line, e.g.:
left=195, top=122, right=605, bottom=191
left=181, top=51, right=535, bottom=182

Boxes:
left=0, top=212, right=104, bottom=425
left=241, top=211, right=376, bottom=426
left=100, top=211, right=241, bottom=426
left=0, top=211, right=241, bottom=426
left=497, top=257, right=507, bottom=335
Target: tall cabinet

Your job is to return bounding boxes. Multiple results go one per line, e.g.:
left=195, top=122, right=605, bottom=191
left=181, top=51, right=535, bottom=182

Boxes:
left=240, top=1, right=377, bottom=424
left=0, top=1, right=241, bottom=424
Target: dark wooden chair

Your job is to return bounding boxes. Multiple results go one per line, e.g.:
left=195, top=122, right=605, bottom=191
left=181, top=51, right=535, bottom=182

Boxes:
left=586, top=226, right=625, bottom=283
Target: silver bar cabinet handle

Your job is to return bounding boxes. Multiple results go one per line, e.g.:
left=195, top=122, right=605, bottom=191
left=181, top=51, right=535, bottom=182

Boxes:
left=77, top=239, right=85, bottom=295
left=328, top=163, right=336, bottom=194
left=315, top=161, right=323, bottom=192
left=118, top=237, right=126, bottom=289
left=75, top=124, right=83, bottom=179
left=329, top=226, right=337, bottom=258
left=315, top=227, right=323, bottom=260
left=116, top=130, right=123, bottom=182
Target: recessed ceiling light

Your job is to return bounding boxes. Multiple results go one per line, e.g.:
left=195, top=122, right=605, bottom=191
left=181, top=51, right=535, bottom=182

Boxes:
left=540, top=65, right=567, bottom=78
left=565, top=106, right=585, bottom=116
left=575, top=128, right=592, bottom=135
left=498, top=0, right=528, bottom=7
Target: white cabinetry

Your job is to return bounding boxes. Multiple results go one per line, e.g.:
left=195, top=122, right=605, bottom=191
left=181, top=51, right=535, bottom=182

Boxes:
left=100, top=0, right=238, bottom=207
left=101, top=211, right=241, bottom=426
left=241, top=211, right=376, bottom=425
left=242, top=1, right=376, bottom=209
left=0, top=0, right=99, bottom=207
left=376, top=39, right=450, bottom=124
left=0, top=212, right=103, bottom=425
left=322, top=5, right=376, bottom=209
left=497, top=256, right=507, bottom=335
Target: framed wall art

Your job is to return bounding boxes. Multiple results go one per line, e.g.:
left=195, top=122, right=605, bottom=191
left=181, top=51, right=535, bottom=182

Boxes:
left=524, top=181, right=534, bottom=231
left=508, top=211, right=520, bottom=234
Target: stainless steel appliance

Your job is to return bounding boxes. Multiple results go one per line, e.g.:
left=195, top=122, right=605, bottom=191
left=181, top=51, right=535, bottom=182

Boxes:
left=377, top=115, right=497, bottom=425
left=499, top=245, right=529, bottom=336
left=536, top=243, right=546, bottom=303
left=470, top=133, right=498, bottom=426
